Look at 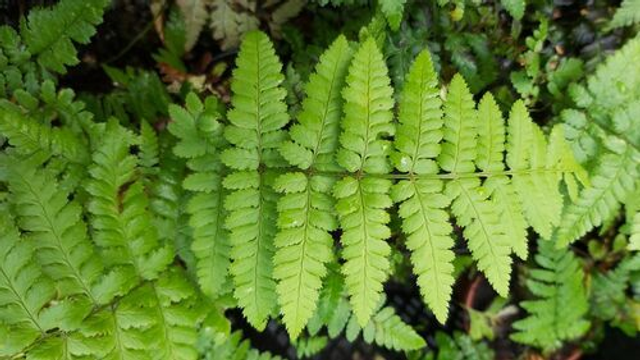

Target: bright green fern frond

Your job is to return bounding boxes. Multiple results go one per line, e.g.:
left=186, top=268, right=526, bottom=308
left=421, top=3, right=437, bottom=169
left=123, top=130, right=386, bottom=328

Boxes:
left=0, top=211, right=56, bottom=356
left=279, top=35, right=353, bottom=172
left=554, top=149, right=639, bottom=247
left=392, top=49, right=442, bottom=175
left=7, top=161, right=105, bottom=303
left=86, top=121, right=173, bottom=281
left=139, top=120, right=160, bottom=177
left=222, top=31, right=289, bottom=328
left=438, top=74, right=477, bottom=174
left=21, top=0, right=110, bottom=73
left=392, top=50, right=454, bottom=324
left=511, top=241, right=590, bottom=352
left=335, top=38, right=394, bottom=327
left=448, top=178, right=512, bottom=296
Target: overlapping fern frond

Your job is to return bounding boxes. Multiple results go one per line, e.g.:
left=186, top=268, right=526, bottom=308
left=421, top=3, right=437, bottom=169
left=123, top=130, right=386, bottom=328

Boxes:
left=511, top=241, right=590, bottom=352
left=556, top=34, right=640, bottom=247
left=274, top=35, right=353, bottom=338
left=220, top=30, right=289, bottom=329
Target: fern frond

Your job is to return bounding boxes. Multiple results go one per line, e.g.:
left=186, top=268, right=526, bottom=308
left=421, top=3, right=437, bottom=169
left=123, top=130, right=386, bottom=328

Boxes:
left=555, top=35, right=640, bottom=246
left=484, top=176, right=528, bottom=259
left=475, top=93, right=504, bottom=173
left=7, top=161, right=105, bottom=303
left=610, top=0, right=640, bottom=30
left=554, top=149, right=639, bottom=247
left=222, top=31, right=289, bottom=329
left=335, top=38, right=394, bottom=327
left=86, top=121, right=173, bottom=281
left=21, top=0, right=110, bottom=73
left=148, top=270, right=200, bottom=360
left=274, top=35, right=352, bottom=338
left=0, top=102, right=89, bottom=164
left=511, top=241, right=590, bottom=352
left=0, top=211, right=56, bottom=355
left=392, top=50, right=454, bottom=323
left=438, top=74, right=477, bottom=174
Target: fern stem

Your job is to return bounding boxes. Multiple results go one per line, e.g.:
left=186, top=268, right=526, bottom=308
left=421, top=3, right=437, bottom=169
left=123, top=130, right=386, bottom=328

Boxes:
left=311, top=168, right=578, bottom=180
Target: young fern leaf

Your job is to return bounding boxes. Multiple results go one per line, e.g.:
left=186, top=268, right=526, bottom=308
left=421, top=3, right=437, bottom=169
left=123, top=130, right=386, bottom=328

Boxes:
left=0, top=212, right=56, bottom=356
left=274, top=35, right=353, bottom=338
left=86, top=120, right=173, bottom=281
left=221, top=31, right=289, bottom=329
left=168, top=93, right=230, bottom=300
left=391, top=50, right=454, bottom=323
left=335, top=38, right=395, bottom=327
left=21, top=0, right=110, bottom=73
left=511, top=241, right=590, bottom=351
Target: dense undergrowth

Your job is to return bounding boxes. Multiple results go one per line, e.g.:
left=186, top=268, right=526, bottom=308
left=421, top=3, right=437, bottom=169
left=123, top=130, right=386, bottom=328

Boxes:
left=0, top=0, right=639, bottom=359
